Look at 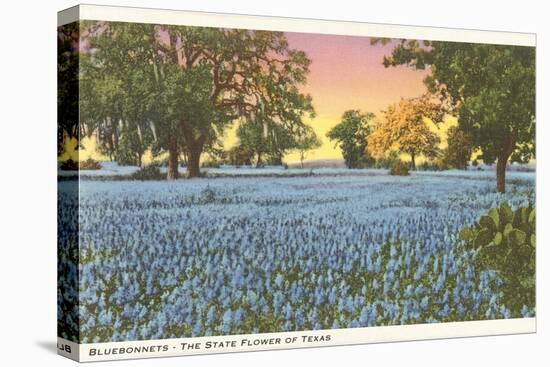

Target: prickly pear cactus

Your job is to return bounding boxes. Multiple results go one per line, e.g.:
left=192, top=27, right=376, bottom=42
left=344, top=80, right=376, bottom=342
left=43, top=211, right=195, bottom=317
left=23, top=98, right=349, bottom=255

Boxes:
left=459, top=202, right=535, bottom=317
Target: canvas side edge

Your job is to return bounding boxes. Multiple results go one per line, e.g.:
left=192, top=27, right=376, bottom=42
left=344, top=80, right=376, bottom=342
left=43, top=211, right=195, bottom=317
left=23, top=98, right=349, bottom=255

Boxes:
left=57, top=337, right=81, bottom=362
left=58, top=5, right=80, bottom=27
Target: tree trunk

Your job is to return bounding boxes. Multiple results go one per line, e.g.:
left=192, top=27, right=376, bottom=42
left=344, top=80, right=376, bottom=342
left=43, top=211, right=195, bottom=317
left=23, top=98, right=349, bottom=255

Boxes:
left=181, top=125, right=206, bottom=178
left=187, top=146, right=201, bottom=178
left=496, top=154, right=509, bottom=193
left=496, top=133, right=517, bottom=193
left=256, top=151, right=263, bottom=168
left=137, top=153, right=142, bottom=168
left=107, top=133, right=114, bottom=161
left=410, top=153, right=416, bottom=170
left=167, top=135, right=179, bottom=180
left=273, top=153, right=283, bottom=166
left=113, top=125, right=119, bottom=151
left=181, top=151, right=188, bottom=166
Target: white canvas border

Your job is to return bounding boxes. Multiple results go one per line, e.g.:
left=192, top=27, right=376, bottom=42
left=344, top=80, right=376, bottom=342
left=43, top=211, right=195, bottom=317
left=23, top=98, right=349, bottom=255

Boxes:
left=58, top=317, right=536, bottom=362
left=58, top=4, right=536, bottom=46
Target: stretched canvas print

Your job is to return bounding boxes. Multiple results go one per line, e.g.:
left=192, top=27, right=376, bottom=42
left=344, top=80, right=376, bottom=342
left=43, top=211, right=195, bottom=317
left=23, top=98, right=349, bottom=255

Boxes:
left=57, top=4, right=536, bottom=362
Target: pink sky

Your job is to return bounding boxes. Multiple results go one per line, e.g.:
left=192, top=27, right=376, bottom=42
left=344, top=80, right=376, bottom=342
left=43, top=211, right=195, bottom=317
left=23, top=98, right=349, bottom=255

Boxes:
left=284, top=32, right=429, bottom=119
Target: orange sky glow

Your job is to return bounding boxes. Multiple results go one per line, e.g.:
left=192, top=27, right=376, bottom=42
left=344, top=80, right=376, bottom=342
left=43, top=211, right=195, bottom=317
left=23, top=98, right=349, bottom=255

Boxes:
left=285, top=33, right=429, bottom=119
left=250, top=32, right=432, bottom=162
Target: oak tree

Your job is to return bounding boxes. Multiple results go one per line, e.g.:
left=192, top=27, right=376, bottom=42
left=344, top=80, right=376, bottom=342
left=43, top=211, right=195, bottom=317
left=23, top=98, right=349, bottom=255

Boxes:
left=327, top=110, right=375, bottom=169
left=367, top=95, right=444, bottom=169
left=443, top=126, right=473, bottom=170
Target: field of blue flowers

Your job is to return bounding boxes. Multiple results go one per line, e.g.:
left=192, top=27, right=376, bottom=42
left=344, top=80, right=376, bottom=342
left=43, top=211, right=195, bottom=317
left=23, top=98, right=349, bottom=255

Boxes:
left=57, top=170, right=535, bottom=343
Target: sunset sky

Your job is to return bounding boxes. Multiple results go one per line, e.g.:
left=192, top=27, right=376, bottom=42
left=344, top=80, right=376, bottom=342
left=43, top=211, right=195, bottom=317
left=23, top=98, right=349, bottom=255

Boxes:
left=225, top=32, right=433, bottom=163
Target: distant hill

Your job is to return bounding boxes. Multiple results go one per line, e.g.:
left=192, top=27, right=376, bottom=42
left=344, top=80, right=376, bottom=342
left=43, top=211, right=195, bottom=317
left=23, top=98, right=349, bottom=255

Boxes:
left=287, top=159, right=347, bottom=169
left=287, top=158, right=536, bottom=171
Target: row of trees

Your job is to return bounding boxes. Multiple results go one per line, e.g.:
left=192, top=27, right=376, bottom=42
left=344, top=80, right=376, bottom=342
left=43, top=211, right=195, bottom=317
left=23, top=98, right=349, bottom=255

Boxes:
left=59, top=22, right=319, bottom=178
left=327, top=96, right=472, bottom=171
left=236, top=120, right=321, bottom=168
left=194, top=123, right=321, bottom=169
left=59, top=23, right=534, bottom=191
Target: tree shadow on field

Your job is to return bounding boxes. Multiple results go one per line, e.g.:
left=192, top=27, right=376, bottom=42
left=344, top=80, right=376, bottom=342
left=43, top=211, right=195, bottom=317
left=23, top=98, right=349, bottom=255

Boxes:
left=36, top=340, right=57, bottom=355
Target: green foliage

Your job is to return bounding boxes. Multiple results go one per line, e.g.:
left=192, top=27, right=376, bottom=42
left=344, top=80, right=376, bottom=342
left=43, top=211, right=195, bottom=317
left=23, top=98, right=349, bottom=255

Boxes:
left=459, top=203, right=535, bottom=316
left=263, top=153, right=285, bottom=166
left=80, top=23, right=159, bottom=164
left=113, top=123, right=154, bottom=167
left=443, top=126, right=473, bottom=169
left=59, top=159, right=79, bottom=171
left=416, top=158, right=447, bottom=171
left=198, top=187, right=217, bottom=204
left=201, top=159, right=222, bottom=168
left=389, top=160, right=410, bottom=176
left=432, top=45, right=535, bottom=169
left=130, top=165, right=164, bottom=181
left=148, top=158, right=169, bottom=168
left=373, top=151, right=399, bottom=169
left=327, top=110, right=376, bottom=169
left=237, top=119, right=295, bottom=167
left=80, top=158, right=102, bottom=170
left=58, top=22, right=81, bottom=156
left=294, top=126, right=322, bottom=167
left=227, top=145, right=255, bottom=166
left=81, top=22, right=315, bottom=178
left=376, top=39, right=536, bottom=191
left=60, top=158, right=102, bottom=171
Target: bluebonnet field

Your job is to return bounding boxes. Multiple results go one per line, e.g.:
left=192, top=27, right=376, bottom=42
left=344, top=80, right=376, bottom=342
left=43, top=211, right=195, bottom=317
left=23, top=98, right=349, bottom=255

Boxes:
left=57, top=169, right=535, bottom=343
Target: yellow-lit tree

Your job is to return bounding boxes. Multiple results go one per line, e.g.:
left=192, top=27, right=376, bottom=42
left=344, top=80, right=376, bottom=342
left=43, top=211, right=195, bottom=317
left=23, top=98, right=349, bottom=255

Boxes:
left=368, top=95, right=445, bottom=169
